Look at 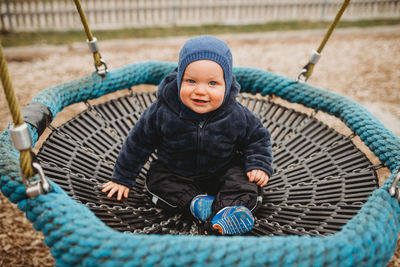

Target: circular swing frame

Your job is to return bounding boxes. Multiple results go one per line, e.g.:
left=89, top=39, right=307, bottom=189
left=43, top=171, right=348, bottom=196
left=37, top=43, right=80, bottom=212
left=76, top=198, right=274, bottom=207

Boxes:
left=35, top=70, right=379, bottom=236
left=1, top=61, right=399, bottom=266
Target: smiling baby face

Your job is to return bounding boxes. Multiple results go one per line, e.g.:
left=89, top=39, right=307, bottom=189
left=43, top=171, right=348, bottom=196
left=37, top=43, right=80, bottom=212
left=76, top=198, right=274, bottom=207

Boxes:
left=179, top=60, right=226, bottom=114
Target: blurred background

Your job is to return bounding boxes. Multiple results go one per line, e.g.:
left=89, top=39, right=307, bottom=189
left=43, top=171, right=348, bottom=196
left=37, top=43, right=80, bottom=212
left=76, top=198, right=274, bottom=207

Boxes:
left=1, top=0, right=400, bottom=32
left=0, top=0, right=399, bottom=266
left=1, top=0, right=400, bottom=46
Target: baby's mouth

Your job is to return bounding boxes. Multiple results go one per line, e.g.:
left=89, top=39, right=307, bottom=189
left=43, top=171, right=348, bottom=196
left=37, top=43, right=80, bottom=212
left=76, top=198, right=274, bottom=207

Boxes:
left=192, top=99, right=208, bottom=103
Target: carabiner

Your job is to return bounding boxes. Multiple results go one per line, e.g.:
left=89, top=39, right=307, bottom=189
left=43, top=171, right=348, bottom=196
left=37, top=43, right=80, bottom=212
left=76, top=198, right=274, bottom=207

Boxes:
left=295, top=69, right=308, bottom=83
left=95, top=58, right=108, bottom=77
left=23, top=162, right=51, bottom=199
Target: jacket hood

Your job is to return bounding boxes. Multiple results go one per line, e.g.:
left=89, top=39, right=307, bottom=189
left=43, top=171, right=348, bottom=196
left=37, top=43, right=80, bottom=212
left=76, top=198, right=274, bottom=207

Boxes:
left=157, top=70, right=240, bottom=119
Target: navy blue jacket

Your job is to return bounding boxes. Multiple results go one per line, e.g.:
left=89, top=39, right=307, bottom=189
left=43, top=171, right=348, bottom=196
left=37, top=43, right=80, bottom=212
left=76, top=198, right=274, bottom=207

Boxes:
left=112, top=71, right=273, bottom=188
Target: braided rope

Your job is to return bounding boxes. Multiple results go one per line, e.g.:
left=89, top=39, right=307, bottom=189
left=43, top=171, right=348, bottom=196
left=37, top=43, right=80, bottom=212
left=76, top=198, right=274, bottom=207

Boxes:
left=317, top=0, right=350, bottom=53
left=73, top=0, right=104, bottom=70
left=300, top=0, right=351, bottom=80
left=0, top=45, right=35, bottom=178
left=1, top=61, right=399, bottom=266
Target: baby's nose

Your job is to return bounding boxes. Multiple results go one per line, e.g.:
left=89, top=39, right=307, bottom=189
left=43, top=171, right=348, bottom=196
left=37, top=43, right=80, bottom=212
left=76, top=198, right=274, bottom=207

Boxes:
left=194, top=84, right=207, bottom=94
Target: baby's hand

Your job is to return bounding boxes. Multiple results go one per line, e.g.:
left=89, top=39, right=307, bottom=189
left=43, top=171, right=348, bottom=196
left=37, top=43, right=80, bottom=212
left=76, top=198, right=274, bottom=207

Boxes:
left=102, top=181, right=130, bottom=201
left=247, top=170, right=269, bottom=187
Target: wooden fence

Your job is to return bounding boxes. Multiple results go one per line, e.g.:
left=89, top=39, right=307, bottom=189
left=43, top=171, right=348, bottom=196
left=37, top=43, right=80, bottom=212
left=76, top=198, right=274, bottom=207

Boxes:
left=1, top=0, right=400, bottom=32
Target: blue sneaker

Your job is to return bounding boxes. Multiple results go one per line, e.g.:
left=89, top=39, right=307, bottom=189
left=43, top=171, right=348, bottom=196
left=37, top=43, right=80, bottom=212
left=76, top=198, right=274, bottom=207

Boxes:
left=190, top=195, right=215, bottom=222
left=211, top=206, right=254, bottom=235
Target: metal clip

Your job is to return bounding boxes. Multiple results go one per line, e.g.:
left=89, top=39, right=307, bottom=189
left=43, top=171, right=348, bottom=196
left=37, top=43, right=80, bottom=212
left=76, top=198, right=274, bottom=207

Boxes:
left=23, top=162, right=51, bottom=199
left=295, top=50, right=321, bottom=83
left=87, top=37, right=108, bottom=77
left=295, top=68, right=308, bottom=83
left=95, top=57, right=108, bottom=77
left=389, top=172, right=400, bottom=202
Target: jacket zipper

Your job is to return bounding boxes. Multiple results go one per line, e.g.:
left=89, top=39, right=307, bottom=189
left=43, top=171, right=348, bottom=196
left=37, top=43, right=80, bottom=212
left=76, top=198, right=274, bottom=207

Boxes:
left=197, top=120, right=205, bottom=170
left=195, top=110, right=217, bottom=171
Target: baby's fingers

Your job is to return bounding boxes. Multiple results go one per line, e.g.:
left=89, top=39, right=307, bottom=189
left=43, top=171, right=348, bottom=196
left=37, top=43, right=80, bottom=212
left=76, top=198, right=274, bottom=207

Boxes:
left=102, top=181, right=114, bottom=190
left=102, top=181, right=113, bottom=187
left=107, top=187, right=118, bottom=198
left=124, top=188, right=130, bottom=199
left=101, top=183, right=115, bottom=193
left=247, top=171, right=256, bottom=182
left=117, top=188, right=124, bottom=201
left=254, top=170, right=262, bottom=184
left=254, top=172, right=266, bottom=186
left=261, top=175, right=269, bottom=187
left=256, top=175, right=264, bottom=186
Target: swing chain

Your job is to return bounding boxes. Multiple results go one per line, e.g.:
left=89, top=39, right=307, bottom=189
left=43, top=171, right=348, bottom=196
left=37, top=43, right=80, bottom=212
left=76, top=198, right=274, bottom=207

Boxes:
left=389, top=172, right=400, bottom=202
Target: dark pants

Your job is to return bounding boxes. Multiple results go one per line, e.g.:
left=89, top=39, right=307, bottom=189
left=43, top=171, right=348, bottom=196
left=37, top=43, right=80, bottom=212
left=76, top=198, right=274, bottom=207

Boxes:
left=145, top=159, right=263, bottom=218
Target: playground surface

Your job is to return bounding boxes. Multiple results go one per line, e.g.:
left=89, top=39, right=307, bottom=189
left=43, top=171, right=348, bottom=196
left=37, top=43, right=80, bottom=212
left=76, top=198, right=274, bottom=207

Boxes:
left=0, top=26, right=399, bottom=266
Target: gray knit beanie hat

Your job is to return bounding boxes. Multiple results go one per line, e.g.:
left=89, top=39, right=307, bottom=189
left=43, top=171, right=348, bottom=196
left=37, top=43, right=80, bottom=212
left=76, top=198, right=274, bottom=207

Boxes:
left=177, top=35, right=233, bottom=96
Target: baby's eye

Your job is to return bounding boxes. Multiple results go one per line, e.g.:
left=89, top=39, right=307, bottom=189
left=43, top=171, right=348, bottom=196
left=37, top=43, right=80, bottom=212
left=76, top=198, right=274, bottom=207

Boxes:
left=187, top=79, right=195, bottom=84
left=209, top=81, right=217, bottom=86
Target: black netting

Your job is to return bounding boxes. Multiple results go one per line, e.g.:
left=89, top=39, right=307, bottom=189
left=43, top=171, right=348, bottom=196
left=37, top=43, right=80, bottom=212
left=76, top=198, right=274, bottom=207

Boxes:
left=37, top=91, right=378, bottom=236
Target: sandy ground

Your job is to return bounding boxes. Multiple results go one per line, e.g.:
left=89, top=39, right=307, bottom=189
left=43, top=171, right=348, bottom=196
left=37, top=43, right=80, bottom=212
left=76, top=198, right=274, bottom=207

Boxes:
left=0, top=26, right=399, bottom=266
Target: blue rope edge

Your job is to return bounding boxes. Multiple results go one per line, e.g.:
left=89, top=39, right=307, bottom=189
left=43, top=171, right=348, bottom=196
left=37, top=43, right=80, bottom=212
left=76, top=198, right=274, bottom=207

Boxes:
left=0, top=61, right=399, bottom=266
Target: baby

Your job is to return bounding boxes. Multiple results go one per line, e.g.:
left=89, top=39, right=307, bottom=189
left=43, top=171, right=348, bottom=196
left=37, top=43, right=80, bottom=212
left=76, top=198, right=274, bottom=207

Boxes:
left=102, top=35, right=273, bottom=235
